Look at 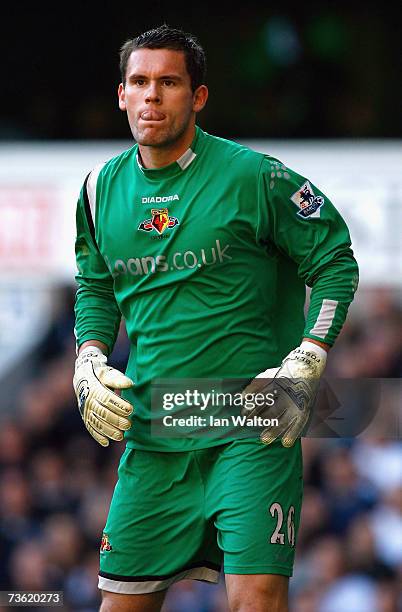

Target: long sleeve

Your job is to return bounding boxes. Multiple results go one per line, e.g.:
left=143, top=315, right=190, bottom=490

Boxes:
left=258, top=156, right=359, bottom=346
left=74, top=174, right=121, bottom=355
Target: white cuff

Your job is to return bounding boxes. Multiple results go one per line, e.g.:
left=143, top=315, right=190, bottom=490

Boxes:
left=300, top=340, right=328, bottom=362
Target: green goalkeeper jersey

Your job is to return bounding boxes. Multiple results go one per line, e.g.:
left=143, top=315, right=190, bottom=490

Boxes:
left=75, top=126, right=358, bottom=451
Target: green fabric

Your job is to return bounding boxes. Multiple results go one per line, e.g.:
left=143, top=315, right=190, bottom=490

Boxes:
left=100, top=439, right=302, bottom=582
left=74, top=126, right=358, bottom=451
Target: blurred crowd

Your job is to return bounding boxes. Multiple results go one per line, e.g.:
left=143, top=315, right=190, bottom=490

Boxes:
left=0, top=284, right=400, bottom=611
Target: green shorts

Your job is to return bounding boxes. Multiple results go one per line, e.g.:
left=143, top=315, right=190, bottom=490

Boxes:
left=98, top=438, right=303, bottom=594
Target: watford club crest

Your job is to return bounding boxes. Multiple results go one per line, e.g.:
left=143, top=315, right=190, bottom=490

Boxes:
left=100, top=533, right=112, bottom=552
left=138, top=208, right=180, bottom=235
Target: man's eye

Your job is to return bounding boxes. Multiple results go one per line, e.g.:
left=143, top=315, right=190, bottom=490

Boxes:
left=134, top=79, right=145, bottom=86
left=163, top=80, right=174, bottom=86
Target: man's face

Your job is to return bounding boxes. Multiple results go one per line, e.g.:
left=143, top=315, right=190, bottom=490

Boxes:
left=118, top=48, right=207, bottom=147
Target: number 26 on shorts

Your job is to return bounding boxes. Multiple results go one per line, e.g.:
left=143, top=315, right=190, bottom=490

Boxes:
left=269, top=502, right=295, bottom=547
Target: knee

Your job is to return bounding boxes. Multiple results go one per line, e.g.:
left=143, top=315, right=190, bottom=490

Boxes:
left=230, top=594, right=284, bottom=612
left=99, top=589, right=165, bottom=612
left=99, top=591, right=133, bottom=612
left=230, top=592, right=288, bottom=612
left=227, top=575, right=289, bottom=612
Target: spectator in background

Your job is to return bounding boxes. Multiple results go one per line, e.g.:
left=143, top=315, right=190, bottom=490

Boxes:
left=320, top=445, right=377, bottom=535
left=0, top=280, right=400, bottom=611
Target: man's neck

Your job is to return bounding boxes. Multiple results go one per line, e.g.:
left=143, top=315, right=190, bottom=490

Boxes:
left=138, top=125, right=196, bottom=169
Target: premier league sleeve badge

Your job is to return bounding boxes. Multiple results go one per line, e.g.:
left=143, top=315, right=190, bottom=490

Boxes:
left=291, top=181, right=325, bottom=218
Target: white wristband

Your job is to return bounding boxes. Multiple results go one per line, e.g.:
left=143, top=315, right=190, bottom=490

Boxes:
left=79, top=345, right=105, bottom=357
left=299, top=340, right=328, bottom=363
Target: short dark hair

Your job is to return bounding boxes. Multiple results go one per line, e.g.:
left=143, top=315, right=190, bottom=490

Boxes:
left=119, top=24, right=206, bottom=91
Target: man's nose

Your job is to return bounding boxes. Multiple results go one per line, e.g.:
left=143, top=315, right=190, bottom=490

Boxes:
left=145, top=82, right=161, bottom=103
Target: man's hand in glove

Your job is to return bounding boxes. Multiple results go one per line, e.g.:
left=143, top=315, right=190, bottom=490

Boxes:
left=73, top=345, right=134, bottom=447
left=241, top=341, right=327, bottom=447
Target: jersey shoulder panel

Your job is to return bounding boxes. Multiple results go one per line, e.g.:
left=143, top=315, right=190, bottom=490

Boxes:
left=99, top=144, right=138, bottom=181
left=202, top=131, right=265, bottom=178
left=259, top=154, right=301, bottom=182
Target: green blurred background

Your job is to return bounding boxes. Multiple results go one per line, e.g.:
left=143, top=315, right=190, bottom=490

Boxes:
left=1, top=3, right=400, bottom=140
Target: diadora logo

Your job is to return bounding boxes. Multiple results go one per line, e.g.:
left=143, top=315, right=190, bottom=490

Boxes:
left=142, top=194, right=180, bottom=204
left=138, top=208, right=180, bottom=235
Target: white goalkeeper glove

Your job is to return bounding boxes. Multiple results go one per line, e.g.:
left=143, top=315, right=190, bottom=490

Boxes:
left=73, top=346, right=134, bottom=447
left=241, top=341, right=327, bottom=447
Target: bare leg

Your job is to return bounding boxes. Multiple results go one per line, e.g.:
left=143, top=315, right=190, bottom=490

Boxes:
left=100, top=589, right=167, bottom=612
left=225, top=574, right=289, bottom=612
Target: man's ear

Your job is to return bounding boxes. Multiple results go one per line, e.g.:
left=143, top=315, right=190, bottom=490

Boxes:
left=118, top=83, right=126, bottom=111
left=193, top=85, right=208, bottom=113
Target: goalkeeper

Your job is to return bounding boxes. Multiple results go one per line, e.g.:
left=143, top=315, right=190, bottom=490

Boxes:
left=73, top=24, right=358, bottom=612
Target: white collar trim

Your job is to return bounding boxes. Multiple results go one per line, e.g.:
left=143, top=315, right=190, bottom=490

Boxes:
left=136, top=147, right=196, bottom=172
